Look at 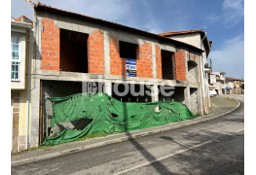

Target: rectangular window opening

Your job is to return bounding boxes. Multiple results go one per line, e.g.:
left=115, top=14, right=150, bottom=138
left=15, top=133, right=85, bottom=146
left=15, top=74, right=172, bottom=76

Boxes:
left=119, top=41, right=138, bottom=59
left=41, top=80, right=105, bottom=140
left=60, top=29, right=89, bottom=73
left=172, top=87, right=185, bottom=103
left=190, top=88, right=197, bottom=95
left=158, top=85, right=174, bottom=102
left=161, top=50, right=174, bottom=80
left=11, top=36, right=20, bottom=81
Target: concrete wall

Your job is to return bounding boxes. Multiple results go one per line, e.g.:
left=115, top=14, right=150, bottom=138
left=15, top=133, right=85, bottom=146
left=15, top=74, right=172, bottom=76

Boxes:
left=187, top=68, right=197, bottom=82
left=189, top=88, right=199, bottom=115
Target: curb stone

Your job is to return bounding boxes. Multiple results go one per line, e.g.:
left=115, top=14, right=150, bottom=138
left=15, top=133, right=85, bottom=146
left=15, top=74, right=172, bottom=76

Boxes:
left=12, top=97, right=241, bottom=166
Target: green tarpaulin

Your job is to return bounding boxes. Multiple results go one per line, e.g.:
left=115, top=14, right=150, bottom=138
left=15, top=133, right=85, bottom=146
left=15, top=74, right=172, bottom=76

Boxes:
left=42, top=93, right=194, bottom=145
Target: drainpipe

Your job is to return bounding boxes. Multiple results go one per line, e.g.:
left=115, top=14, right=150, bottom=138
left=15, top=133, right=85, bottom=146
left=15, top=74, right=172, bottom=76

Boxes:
left=25, top=30, right=32, bottom=150
left=200, top=32, right=208, bottom=114
left=25, top=9, right=35, bottom=150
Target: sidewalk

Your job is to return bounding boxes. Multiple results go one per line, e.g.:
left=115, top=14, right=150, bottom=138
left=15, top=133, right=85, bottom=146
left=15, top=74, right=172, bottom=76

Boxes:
left=11, top=96, right=240, bottom=166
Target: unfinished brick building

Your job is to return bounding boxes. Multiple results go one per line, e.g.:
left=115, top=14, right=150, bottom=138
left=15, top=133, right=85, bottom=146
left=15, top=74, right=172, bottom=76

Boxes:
left=27, top=3, right=211, bottom=149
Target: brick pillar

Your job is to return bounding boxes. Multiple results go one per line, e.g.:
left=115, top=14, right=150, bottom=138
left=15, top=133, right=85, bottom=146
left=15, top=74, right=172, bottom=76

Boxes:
left=109, top=35, right=126, bottom=76
left=155, top=44, right=162, bottom=79
left=174, top=50, right=186, bottom=81
left=137, top=42, right=153, bottom=78
left=41, top=18, right=60, bottom=70
left=88, top=30, right=105, bottom=74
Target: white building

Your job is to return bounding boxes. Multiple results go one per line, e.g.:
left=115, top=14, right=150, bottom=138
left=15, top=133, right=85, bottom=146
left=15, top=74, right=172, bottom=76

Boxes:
left=209, top=72, right=226, bottom=95
left=11, top=16, right=33, bottom=153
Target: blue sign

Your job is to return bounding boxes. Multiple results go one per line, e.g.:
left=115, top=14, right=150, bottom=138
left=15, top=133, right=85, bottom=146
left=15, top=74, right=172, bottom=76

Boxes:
left=126, top=58, right=136, bottom=77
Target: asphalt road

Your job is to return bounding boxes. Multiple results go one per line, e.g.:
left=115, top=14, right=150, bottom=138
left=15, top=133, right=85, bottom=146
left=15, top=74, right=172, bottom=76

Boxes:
left=12, top=96, right=244, bottom=175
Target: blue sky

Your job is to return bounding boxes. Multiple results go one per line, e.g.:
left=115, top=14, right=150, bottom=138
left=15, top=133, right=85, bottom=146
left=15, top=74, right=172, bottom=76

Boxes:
left=12, top=0, right=244, bottom=79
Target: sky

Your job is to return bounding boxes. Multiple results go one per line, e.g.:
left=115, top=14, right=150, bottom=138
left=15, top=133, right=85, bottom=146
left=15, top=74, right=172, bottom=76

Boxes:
left=11, top=0, right=244, bottom=79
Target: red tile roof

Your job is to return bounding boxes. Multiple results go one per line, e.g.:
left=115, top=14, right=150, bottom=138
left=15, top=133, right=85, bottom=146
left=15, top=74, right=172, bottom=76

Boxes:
left=159, top=29, right=205, bottom=37
left=225, top=77, right=242, bottom=81
left=15, top=15, right=32, bottom=23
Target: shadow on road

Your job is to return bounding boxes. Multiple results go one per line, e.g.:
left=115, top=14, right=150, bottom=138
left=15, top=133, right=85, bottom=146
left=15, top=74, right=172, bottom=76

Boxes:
left=158, top=130, right=244, bottom=174
left=121, top=52, right=173, bottom=174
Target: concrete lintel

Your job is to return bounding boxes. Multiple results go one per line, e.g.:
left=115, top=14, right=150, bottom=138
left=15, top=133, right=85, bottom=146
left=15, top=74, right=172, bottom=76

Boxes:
left=104, top=32, right=110, bottom=75
left=189, top=83, right=200, bottom=88
left=152, top=43, right=157, bottom=79
left=110, top=32, right=147, bottom=45
left=55, top=20, right=95, bottom=35
left=40, top=70, right=60, bottom=76
left=159, top=44, right=176, bottom=52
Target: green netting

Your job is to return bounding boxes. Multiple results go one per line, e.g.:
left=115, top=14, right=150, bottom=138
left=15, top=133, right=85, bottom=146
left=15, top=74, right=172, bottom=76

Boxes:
left=42, top=93, right=194, bottom=145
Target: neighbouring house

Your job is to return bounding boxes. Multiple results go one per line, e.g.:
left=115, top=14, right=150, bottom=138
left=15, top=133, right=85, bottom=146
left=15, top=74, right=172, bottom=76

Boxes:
left=209, top=72, right=226, bottom=95
left=225, top=77, right=244, bottom=94
left=14, top=3, right=213, bottom=151
left=11, top=16, right=33, bottom=153
left=159, top=29, right=212, bottom=113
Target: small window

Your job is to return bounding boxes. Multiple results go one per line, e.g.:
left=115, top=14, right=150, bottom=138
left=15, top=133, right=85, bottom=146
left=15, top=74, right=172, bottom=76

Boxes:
left=11, top=37, right=20, bottom=81
left=187, top=60, right=197, bottom=71
left=119, top=41, right=137, bottom=59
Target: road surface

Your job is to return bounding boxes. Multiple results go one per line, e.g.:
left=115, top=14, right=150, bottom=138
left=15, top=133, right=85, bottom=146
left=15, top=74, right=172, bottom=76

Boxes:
left=12, top=96, right=244, bottom=175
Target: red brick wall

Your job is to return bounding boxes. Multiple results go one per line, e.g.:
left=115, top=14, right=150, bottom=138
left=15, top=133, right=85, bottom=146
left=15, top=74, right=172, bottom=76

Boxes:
left=110, top=35, right=126, bottom=76
left=88, top=30, right=105, bottom=74
left=174, top=49, right=186, bottom=81
left=137, top=42, right=153, bottom=78
left=110, top=38, right=154, bottom=78
left=41, top=18, right=60, bottom=70
left=155, top=44, right=162, bottom=79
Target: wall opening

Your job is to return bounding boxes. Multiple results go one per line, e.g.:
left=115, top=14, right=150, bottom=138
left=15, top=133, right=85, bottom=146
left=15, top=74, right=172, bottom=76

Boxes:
left=172, top=87, right=185, bottom=103
left=187, top=60, right=198, bottom=82
left=161, top=50, right=174, bottom=80
left=187, top=60, right=197, bottom=71
left=41, top=80, right=104, bottom=142
left=112, top=83, right=152, bottom=102
left=119, top=41, right=138, bottom=59
left=60, top=29, right=88, bottom=73
left=190, top=88, right=197, bottom=95
left=158, top=85, right=174, bottom=102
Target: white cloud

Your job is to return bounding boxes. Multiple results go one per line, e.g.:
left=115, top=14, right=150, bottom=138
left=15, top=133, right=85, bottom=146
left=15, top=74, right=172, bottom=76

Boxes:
left=204, top=0, right=243, bottom=27
left=205, top=15, right=221, bottom=24
left=11, top=0, right=34, bottom=19
left=12, top=0, right=132, bottom=22
left=209, top=35, right=244, bottom=78
left=47, top=0, right=132, bottom=22
left=223, top=0, right=244, bottom=26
